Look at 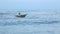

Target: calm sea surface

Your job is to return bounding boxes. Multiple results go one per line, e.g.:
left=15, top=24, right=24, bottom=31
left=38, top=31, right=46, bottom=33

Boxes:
left=0, top=10, right=60, bottom=34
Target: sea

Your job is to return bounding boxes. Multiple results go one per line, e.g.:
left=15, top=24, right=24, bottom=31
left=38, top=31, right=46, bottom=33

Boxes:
left=0, top=10, right=60, bottom=34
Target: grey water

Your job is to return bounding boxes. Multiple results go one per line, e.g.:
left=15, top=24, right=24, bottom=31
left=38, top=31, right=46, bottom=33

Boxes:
left=0, top=10, right=60, bottom=34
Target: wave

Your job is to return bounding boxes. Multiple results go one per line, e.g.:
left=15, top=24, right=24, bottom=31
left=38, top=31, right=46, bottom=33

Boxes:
left=0, top=11, right=60, bottom=26
left=0, top=19, right=60, bottom=26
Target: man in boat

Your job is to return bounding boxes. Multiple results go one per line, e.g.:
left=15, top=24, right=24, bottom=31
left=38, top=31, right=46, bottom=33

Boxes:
left=16, top=12, right=27, bottom=18
left=18, top=12, right=20, bottom=15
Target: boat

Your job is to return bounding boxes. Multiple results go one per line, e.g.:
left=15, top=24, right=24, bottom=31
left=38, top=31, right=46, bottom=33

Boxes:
left=16, top=13, right=27, bottom=18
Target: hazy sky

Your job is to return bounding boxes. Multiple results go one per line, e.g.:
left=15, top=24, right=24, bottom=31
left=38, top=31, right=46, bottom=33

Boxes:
left=0, top=0, right=60, bottom=10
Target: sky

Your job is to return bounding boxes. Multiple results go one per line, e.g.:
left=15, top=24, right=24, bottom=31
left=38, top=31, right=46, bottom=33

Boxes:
left=0, top=0, right=60, bottom=10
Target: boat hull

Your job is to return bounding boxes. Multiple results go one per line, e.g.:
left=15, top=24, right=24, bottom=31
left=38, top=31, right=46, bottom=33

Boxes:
left=16, top=14, right=27, bottom=18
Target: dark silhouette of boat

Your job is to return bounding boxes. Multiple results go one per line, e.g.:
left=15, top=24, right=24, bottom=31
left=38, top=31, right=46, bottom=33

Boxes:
left=16, top=13, right=27, bottom=18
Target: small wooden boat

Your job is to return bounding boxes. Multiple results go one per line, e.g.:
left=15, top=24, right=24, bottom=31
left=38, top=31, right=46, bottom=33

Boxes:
left=16, top=13, right=27, bottom=18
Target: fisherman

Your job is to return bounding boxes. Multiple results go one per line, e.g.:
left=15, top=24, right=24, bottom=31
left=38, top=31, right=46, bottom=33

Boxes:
left=19, top=12, right=20, bottom=15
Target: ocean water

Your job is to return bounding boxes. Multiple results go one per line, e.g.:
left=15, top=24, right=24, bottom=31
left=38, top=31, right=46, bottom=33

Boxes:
left=0, top=10, right=60, bottom=34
